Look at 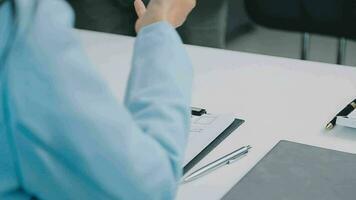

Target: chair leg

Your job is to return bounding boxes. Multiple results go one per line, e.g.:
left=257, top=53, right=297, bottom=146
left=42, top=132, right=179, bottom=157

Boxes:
left=301, top=32, right=310, bottom=60
left=337, top=38, right=347, bottom=65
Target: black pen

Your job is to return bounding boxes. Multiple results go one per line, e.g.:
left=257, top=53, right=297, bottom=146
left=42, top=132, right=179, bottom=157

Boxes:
left=326, top=99, right=356, bottom=130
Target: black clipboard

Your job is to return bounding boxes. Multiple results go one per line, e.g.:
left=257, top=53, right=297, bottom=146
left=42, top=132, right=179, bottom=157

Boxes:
left=183, top=118, right=245, bottom=174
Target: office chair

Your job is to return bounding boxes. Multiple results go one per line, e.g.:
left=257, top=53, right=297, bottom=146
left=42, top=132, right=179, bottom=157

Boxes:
left=244, top=0, right=356, bottom=64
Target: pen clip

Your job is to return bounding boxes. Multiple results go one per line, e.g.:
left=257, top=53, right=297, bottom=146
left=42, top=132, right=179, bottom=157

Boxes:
left=226, top=146, right=251, bottom=164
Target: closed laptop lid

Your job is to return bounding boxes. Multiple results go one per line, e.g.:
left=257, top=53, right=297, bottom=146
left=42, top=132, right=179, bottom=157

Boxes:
left=223, top=140, right=356, bottom=200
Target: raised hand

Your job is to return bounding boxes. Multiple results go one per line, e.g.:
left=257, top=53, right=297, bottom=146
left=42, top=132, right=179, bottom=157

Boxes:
left=134, top=0, right=196, bottom=32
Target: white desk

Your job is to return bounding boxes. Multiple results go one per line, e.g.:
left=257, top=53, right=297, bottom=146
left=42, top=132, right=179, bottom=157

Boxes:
left=78, top=30, right=356, bottom=200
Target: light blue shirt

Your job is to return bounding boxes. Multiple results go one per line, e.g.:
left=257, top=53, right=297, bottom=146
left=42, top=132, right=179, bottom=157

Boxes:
left=0, top=0, right=192, bottom=199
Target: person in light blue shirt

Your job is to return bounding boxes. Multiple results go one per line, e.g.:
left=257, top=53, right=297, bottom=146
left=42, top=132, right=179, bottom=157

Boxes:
left=0, top=0, right=195, bottom=199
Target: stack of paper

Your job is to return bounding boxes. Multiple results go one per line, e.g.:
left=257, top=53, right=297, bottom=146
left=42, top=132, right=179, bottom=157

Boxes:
left=337, top=109, right=356, bottom=128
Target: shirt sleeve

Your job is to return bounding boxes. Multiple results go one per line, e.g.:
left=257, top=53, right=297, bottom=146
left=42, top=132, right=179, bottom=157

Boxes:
left=5, top=0, right=192, bottom=199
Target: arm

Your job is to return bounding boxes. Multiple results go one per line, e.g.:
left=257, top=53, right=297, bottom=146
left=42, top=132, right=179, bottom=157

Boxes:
left=6, top=1, right=191, bottom=199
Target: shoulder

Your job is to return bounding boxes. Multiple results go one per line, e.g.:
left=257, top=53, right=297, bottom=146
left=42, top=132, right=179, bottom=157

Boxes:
left=14, top=0, right=75, bottom=37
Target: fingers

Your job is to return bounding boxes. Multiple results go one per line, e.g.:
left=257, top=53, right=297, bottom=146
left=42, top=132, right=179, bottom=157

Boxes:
left=134, top=0, right=146, bottom=18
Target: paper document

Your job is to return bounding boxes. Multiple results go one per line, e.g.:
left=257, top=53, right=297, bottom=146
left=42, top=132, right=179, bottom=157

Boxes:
left=337, top=109, right=356, bottom=128
left=183, top=114, right=236, bottom=166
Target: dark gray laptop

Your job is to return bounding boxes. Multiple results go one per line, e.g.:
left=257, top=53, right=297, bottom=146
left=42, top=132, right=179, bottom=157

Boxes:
left=223, top=140, right=356, bottom=200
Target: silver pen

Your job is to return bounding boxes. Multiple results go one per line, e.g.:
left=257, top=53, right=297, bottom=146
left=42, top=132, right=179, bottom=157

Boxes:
left=183, top=145, right=252, bottom=183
